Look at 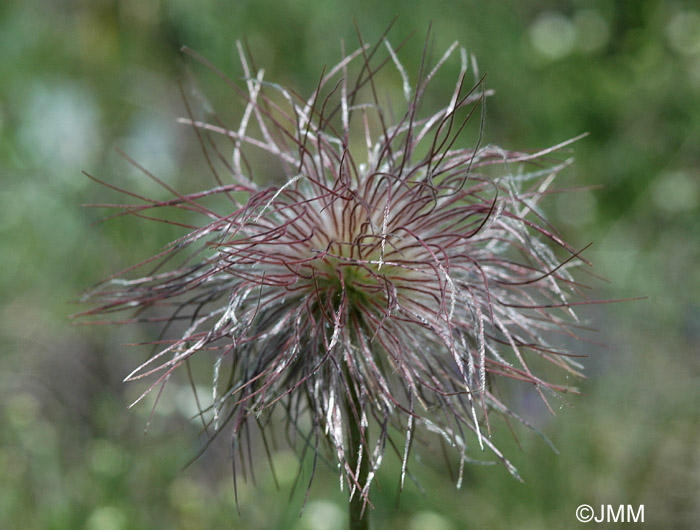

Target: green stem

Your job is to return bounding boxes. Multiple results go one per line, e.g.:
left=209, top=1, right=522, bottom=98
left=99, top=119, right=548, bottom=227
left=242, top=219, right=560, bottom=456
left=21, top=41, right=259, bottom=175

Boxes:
left=346, top=380, right=370, bottom=530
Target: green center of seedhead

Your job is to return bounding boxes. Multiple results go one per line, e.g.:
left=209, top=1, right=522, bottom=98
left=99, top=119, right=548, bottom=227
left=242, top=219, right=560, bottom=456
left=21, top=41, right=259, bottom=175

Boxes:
left=315, top=255, right=377, bottom=311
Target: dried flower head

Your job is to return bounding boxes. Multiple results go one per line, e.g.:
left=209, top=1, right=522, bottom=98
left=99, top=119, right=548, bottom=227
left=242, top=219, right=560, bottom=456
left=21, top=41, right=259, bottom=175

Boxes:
left=80, top=30, right=591, bottom=516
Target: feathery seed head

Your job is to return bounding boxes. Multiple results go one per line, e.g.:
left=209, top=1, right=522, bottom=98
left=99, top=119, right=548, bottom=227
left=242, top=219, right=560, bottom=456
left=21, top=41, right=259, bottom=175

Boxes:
left=80, top=32, right=591, bottom=505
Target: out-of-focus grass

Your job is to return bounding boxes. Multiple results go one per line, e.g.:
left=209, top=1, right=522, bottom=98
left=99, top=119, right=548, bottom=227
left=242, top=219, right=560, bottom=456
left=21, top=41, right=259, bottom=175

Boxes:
left=1, top=1, right=698, bottom=528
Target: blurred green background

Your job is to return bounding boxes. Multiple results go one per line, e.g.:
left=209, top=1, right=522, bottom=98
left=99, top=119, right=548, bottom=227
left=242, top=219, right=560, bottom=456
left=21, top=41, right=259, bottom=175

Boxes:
left=1, top=0, right=698, bottom=529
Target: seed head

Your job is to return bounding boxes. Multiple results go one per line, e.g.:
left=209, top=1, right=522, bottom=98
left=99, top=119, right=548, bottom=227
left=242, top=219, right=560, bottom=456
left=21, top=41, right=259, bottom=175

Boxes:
left=80, top=33, right=591, bottom=505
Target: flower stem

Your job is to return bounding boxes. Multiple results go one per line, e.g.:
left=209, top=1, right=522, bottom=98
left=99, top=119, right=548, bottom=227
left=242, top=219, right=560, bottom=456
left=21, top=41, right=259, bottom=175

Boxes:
left=345, top=374, right=370, bottom=530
